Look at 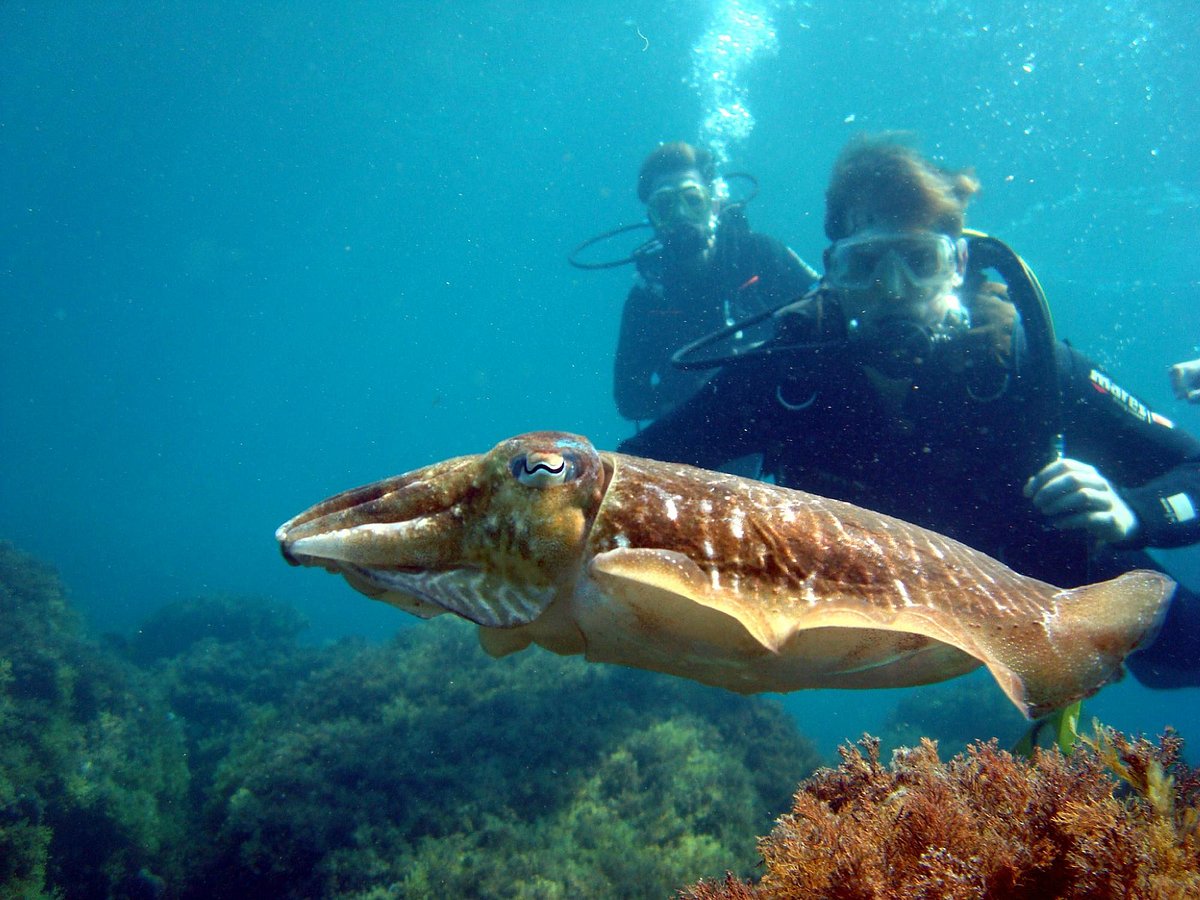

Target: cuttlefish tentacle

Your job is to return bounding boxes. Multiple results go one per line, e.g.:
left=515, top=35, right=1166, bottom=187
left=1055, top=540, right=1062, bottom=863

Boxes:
left=276, top=431, right=1173, bottom=718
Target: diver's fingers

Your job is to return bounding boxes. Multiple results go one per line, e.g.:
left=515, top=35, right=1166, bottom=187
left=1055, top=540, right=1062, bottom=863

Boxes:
left=1047, top=511, right=1102, bottom=533
left=1049, top=507, right=1137, bottom=544
left=1024, top=457, right=1104, bottom=496
left=1036, top=486, right=1110, bottom=519
left=1023, top=459, right=1071, bottom=498
left=1026, top=466, right=1105, bottom=509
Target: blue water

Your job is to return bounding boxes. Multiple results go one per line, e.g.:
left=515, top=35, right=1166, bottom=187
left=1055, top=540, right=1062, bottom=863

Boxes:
left=2, top=1, right=1197, bottom=758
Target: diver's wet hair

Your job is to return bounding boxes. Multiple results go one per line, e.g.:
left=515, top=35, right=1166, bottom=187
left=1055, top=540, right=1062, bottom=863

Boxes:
left=637, top=142, right=716, bottom=203
left=824, top=134, right=980, bottom=241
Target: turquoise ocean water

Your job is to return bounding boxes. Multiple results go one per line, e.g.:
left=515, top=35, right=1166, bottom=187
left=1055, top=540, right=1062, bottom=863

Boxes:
left=2, top=1, right=1197, bottom=760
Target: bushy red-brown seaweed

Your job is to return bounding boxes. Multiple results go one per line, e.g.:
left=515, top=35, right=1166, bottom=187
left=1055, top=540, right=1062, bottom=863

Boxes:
left=682, top=731, right=1200, bottom=899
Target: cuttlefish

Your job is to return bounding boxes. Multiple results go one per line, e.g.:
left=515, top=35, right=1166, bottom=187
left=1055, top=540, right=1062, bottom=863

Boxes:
left=276, top=431, right=1174, bottom=718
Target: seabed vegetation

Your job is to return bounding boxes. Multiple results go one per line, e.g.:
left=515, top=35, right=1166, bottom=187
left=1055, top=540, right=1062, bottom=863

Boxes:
left=2, top=539, right=1198, bottom=899
left=0, top=541, right=814, bottom=898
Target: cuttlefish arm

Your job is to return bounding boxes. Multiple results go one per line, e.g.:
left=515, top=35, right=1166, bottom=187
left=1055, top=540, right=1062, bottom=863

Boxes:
left=276, top=431, right=1174, bottom=718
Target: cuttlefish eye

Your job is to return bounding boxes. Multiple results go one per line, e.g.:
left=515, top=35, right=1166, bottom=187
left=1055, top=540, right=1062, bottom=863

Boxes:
left=510, top=451, right=578, bottom=488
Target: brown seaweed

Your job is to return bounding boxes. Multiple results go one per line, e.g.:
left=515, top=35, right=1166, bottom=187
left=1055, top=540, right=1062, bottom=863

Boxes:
left=682, top=728, right=1200, bottom=899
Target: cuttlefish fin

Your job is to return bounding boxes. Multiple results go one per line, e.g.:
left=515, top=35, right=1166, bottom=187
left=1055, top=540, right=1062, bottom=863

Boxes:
left=478, top=627, right=533, bottom=658
left=832, top=571, right=1170, bottom=720
left=588, top=548, right=790, bottom=656
left=974, top=570, right=1173, bottom=719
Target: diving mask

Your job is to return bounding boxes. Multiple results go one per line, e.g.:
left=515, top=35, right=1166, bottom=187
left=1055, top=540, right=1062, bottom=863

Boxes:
left=827, top=231, right=960, bottom=293
left=646, top=180, right=713, bottom=230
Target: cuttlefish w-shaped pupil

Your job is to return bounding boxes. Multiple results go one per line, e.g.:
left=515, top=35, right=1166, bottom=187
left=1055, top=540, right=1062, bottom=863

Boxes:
left=511, top=452, right=574, bottom=488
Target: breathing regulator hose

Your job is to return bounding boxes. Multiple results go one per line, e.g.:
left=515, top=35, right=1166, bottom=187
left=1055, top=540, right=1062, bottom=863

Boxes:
left=963, top=229, right=1064, bottom=465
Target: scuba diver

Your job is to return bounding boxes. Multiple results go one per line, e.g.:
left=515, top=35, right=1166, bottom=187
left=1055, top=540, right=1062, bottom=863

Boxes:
left=621, top=134, right=1200, bottom=688
left=571, top=142, right=817, bottom=423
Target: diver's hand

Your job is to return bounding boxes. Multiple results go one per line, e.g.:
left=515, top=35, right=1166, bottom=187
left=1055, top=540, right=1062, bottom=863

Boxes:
left=1169, top=358, right=1200, bottom=404
left=1024, top=457, right=1139, bottom=545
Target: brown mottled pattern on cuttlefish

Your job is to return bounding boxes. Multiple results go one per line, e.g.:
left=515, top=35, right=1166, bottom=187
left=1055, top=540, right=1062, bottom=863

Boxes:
left=592, top=455, right=1045, bottom=622
left=585, top=452, right=1165, bottom=711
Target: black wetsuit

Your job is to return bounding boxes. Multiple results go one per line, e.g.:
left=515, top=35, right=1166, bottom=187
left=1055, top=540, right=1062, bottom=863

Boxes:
left=620, top=302, right=1200, bottom=688
left=614, top=211, right=816, bottom=423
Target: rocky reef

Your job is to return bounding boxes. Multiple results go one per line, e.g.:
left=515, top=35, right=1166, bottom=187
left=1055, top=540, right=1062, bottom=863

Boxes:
left=682, top=729, right=1200, bottom=899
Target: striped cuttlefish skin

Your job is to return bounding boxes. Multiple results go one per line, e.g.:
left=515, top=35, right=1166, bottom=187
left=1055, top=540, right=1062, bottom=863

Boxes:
left=277, top=431, right=1174, bottom=719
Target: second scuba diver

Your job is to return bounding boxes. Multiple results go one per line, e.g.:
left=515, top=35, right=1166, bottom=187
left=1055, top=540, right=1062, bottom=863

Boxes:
left=607, top=142, right=817, bottom=423
left=621, top=134, right=1200, bottom=689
